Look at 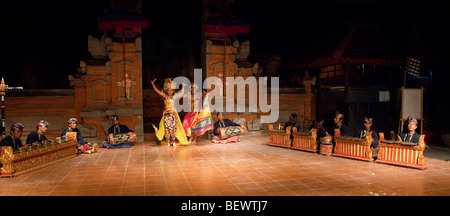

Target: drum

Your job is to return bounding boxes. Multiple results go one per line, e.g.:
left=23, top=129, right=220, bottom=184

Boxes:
left=218, top=126, right=243, bottom=140
left=110, top=132, right=137, bottom=145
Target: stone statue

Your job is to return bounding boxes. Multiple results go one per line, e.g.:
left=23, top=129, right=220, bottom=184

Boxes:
left=236, top=40, right=250, bottom=61
left=88, top=35, right=107, bottom=58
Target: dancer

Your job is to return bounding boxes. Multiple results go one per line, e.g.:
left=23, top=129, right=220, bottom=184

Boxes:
left=152, top=78, right=190, bottom=146
left=182, top=82, right=214, bottom=144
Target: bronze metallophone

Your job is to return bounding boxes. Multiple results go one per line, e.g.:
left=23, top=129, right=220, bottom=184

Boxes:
left=0, top=138, right=78, bottom=177
left=376, top=133, right=426, bottom=169
left=292, top=128, right=318, bottom=152
left=333, top=132, right=374, bottom=162
left=268, top=126, right=292, bottom=148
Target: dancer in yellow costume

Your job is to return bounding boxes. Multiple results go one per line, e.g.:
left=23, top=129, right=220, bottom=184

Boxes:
left=151, top=78, right=190, bottom=146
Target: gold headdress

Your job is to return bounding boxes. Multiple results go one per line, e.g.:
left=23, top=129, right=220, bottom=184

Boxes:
left=163, top=78, right=173, bottom=92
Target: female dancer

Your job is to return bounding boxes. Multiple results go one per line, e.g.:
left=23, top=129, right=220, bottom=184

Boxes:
left=151, top=78, right=190, bottom=146
left=182, top=82, right=214, bottom=144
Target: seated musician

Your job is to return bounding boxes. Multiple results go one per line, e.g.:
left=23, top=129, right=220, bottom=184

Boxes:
left=355, top=117, right=379, bottom=159
left=398, top=116, right=420, bottom=143
left=308, top=118, right=327, bottom=142
left=0, top=123, right=31, bottom=151
left=284, top=113, right=301, bottom=140
left=212, top=112, right=246, bottom=144
left=102, top=115, right=133, bottom=149
left=333, top=113, right=349, bottom=136
left=26, top=120, right=48, bottom=146
left=62, top=118, right=93, bottom=153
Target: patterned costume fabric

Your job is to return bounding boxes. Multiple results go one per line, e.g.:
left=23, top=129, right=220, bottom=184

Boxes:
left=164, top=113, right=177, bottom=142
left=182, top=93, right=213, bottom=138
left=152, top=97, right=190, bottom=145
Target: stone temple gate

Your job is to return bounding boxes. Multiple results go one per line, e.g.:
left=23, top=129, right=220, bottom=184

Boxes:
left=68, top=10, right=147, bottom=142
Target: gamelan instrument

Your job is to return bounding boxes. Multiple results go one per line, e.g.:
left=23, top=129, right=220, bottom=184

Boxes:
left=0, top=137, right=78, bottom=177
left=218, top=126, right=243, bottom=140
left=292, top=128, right=318, bottom=153
left=376, top=132, right=426, bottom=169
left=333, top=130, right=374, bottom=162
left=268, top=125, right=292, bottom=148
left=109, top=132, right=137, bottom=145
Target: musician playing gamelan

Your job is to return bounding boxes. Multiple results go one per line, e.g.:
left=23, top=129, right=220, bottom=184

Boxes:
left=102, top=115, right=133, bottom=149
left=0, top=123, right=31, bottom=151
left=355, top=117, right=379, bottom=159
left=152, top=78, right=190, bottom=146
left=308, top=118, right=327, bottom=142
left=398, top=116, right=420, bottom=143
left=212, top=112, right=246, bottom=144
left=62, top=118, right=94, bottom=153
left=26, top=120, right=48, bottom=146
left=333, top=113, right=350, bottom=136
left=284, top=113, right=301, bottom=140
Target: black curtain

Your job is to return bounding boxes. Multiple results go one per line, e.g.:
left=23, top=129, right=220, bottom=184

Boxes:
left=334, top=102, right=395, bottom=137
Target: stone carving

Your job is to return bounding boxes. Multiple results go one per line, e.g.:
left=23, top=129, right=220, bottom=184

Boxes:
left=233, top=117, right=246, bottom=125
left=79, top=61, right=87, bottom=73
left=88, top=35, right=107, bottom=58
left=78, top=123, right=97, bottom=137
left=236, top=40, right=250, bottom=61
left=117, top=73, right=136, bottom=99
left=247, top=118, right=262, bottom=131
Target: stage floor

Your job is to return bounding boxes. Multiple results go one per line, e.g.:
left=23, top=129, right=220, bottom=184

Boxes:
left=1, top=133, right=450, bottom=196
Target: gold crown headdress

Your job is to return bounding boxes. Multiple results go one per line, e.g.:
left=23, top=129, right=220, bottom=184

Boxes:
left=163, top=78, right=173, bottom=92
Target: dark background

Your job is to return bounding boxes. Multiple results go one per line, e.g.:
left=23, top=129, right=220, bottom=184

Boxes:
left=0, top=0, right=449, bottom=131
left=1, top=0, right=448, bottom=87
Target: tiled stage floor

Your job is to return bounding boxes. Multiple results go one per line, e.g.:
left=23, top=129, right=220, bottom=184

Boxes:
left=1, top=133, right=450, bottom=196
